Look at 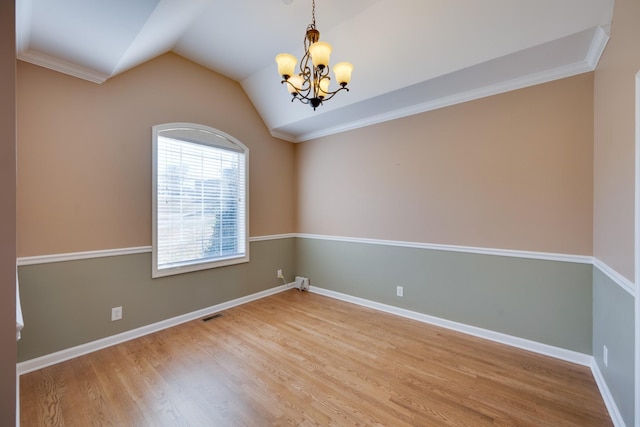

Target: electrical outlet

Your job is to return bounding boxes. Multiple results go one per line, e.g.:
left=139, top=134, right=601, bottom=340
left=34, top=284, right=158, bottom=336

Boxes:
left=277, top=269, right=284, bottom=279
left=603, top=345, right=608, bottom=367
left=396, top=286, right=404, bottom=297
left=111, top=306, right=122, bottom=321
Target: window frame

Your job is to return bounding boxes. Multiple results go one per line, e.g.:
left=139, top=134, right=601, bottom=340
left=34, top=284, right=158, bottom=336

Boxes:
left=151, top=123, right=249, bottom=278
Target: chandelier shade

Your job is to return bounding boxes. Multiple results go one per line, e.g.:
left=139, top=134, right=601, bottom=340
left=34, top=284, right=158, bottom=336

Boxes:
left=333, top=62, right=354, bottom=86
left=275, top=0, right=353, bottom=110
left=275, top=53, right=297, bottom=79
left=308, top=41, right=332, bottom=69
left=287, top=75, right=304, bottom=93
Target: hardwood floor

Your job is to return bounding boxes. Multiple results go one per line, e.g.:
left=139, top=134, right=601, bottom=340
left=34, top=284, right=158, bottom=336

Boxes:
left=20, top=290, right=612, bottom=426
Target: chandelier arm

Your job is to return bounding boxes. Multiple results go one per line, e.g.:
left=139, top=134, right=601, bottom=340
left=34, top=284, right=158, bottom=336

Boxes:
left=281, top=79, right=313, bottom=99
left=319, top=86, right=349, bottom=102
left=299, top=48, right=312, bottom=77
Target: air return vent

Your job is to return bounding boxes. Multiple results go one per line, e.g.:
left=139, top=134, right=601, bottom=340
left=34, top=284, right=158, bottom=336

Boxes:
left=201, top=313, right=224, bottom=322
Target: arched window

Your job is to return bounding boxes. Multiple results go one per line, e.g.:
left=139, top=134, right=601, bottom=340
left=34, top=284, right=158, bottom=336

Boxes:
left=152, top=123, right=249, bottom=277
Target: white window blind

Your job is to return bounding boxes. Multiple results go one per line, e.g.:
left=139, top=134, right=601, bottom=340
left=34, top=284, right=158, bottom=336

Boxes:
left=152, top=124, right=248, bottom=277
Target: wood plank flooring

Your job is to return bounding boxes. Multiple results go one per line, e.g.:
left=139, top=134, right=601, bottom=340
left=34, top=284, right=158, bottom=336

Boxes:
left=20, top=290, right=612, bottom=426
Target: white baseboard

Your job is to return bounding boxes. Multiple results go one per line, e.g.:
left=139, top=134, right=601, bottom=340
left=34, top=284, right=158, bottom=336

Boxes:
left=591, top=359, right=627, bottom=427
left=309, top=286, right=592, bottom=366
left=310, top=286, right=631, bottom=425
left=17, top=284, right=293, bottom=375
left=16, top=282, right=626, bottom=427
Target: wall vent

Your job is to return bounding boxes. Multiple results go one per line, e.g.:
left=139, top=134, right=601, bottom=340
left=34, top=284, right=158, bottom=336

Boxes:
left=201, top=313, right=224, bottom=322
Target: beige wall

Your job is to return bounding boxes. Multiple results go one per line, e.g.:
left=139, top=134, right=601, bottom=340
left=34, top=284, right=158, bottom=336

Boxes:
left=594, top=0, right=640, bottom=282
left=17, top=54, right=295, bottom=257
left=0, top=0, right=17, bottom=423
left=296, top=74, right=594, bottom=255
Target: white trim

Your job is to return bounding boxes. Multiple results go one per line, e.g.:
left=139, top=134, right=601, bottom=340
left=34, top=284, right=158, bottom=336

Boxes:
left=151, top=123, right=250, bottom=279
left=17, top=246, right=152, bottom=266
left=17, top=235, right=635, bottom=301
left=17, top=235, right=634, bottom=299
left=297, top=233, right=593, bottom=264
left=16, top=234, right=593, bottom=267
left=14, top=227, right=631, bottom=423
left=16, top=279, right=624, bottom=423
left=313, top=285, right=628, bottom=424
left=591, top=360, right=628, bottom=427
left=299, top=235, right=636, bottom=298
left=269, top=130, right=297, bottom=143
left=16, top=284, right=293, bottom=375
left=296, top=59, right=595, bottom=143
left=15, top=0, right=32, bottom=55
left=249, top=233, right=297, bottom=242
left=17, top=50, right=109, bottom=84
left=16, top=235, right=297, bottom=266
left=593, top=258, right=636, bottom=296
left=290, top=26, right=610, bottom=144
left=586, top=26, right=610, bottom=69
left=309, top=286, right=592, bottom=366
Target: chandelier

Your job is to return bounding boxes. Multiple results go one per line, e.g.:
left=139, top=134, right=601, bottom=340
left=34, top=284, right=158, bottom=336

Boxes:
left=275, top=0, right=353, bottom=110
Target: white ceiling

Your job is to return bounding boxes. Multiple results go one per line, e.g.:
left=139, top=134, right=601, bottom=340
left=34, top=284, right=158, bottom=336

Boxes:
left=16, top=0, right=614, bottom=142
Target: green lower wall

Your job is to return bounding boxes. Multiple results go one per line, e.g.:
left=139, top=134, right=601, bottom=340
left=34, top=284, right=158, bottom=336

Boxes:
left=19, top=237, right=632, bottom=381
left=592, top=267, right=635, bottom=427
left=295, top=238, right=593, bottom=354
left=18, top=235, right=636, bottom=423
left=17, top=238, right=295, bottom=362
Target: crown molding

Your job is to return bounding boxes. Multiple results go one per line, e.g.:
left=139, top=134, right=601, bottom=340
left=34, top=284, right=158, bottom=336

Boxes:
left=269, top=130, right=298, bottom=143
left=280, top=25, right=610, bottom=143
left=15, top=0, right=32, bottom=54
left=18, top=50, right=109, bottom=84
left=294, top=58, right=596, bottom=143
left=585, top=25, right=610, bottom=69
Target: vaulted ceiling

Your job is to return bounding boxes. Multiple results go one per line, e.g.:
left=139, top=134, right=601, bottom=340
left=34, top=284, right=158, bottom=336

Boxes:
left=16, top=0, right=614, bottom=142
